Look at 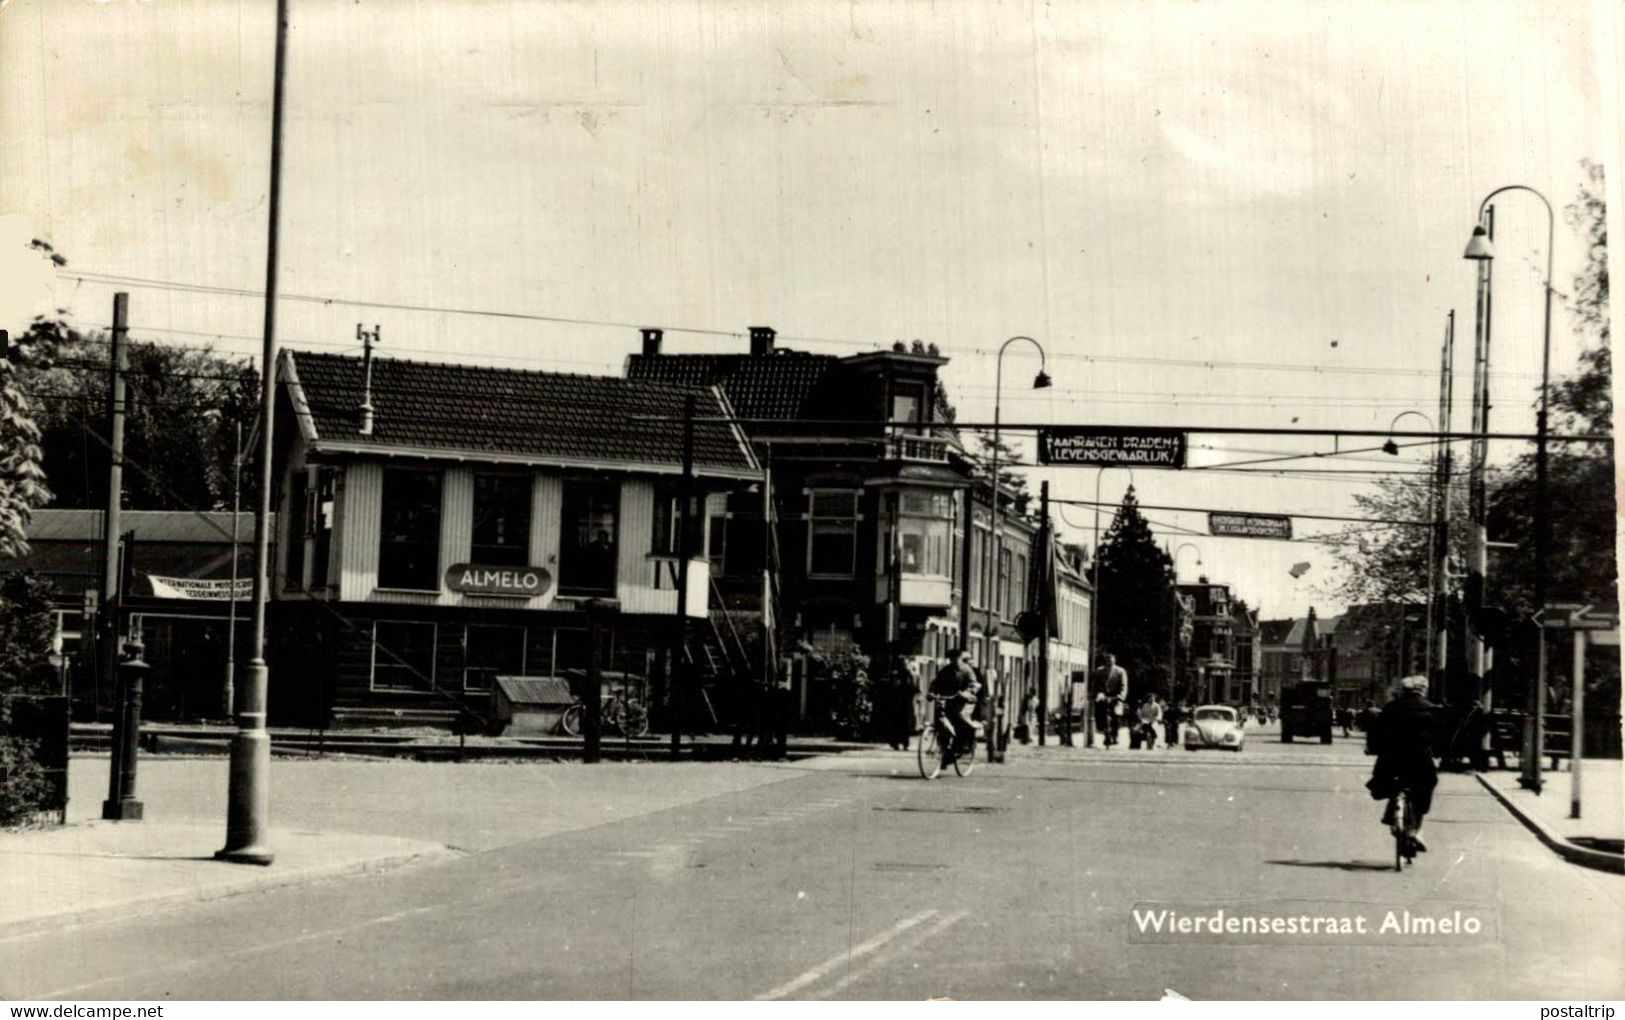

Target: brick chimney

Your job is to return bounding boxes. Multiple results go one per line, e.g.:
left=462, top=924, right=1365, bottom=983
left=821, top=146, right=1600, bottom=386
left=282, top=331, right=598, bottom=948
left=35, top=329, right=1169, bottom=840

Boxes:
left=640, top=327, right=662, bottom=356
left=749, top=326, right=775, bottom=356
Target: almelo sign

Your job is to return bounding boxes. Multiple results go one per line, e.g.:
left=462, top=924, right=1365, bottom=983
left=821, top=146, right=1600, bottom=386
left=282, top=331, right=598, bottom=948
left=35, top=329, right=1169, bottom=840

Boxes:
left=445, top=564, right=553, bottom=597
left=1037, top=427, right=1188, bottom=468
left=1208, top=513, right=1294, bottom=540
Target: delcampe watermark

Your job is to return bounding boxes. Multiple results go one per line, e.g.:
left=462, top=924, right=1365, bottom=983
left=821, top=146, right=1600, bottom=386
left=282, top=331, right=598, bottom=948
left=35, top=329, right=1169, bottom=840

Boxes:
left=1128, top=901, right=1499, bottom=946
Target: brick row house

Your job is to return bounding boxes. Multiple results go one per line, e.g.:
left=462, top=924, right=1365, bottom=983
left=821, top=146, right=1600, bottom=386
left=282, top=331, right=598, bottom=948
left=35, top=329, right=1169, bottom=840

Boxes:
left=626, top=328, right=1092, bottom=731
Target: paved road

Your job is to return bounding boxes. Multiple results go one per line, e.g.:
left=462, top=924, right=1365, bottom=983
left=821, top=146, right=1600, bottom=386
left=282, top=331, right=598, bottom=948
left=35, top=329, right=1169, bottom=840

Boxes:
left=6, top=745, right=1622, bottom=1000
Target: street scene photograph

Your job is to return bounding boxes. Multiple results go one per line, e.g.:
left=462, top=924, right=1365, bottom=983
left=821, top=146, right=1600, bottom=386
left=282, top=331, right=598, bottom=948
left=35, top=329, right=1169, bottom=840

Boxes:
left=0, top=0, right=1621, bottom=1006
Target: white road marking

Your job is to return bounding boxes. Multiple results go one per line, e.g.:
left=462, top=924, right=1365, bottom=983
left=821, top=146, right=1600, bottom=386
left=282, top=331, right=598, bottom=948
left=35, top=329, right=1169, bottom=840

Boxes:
left=811, top=910, right=970, bottom=999
left=755, top=909, right=939, bottom=1000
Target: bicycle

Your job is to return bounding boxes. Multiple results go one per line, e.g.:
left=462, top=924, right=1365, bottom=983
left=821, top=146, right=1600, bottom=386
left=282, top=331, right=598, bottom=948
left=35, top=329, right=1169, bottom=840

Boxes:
left=1388, top=790, right=1418, bottom=870
left=560, top=692, right=650, bottom=739
left=918, top=694, right=977, bottom=779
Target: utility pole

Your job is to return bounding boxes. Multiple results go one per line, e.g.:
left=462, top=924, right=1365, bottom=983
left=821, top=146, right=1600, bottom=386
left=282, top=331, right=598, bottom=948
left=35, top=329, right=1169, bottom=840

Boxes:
left=1466, top=209, right=1495, bottom=718
left=1037, top=481, right=1051, bottom=746
left=1430, top=311, right=1454, bottom=700
left=218, top=0, right=287, bottom=866
left=224, top=420, right=243, bottom=718
left=672, top=393, right=695, bottom=761
left=101, top=293, right=139, bottom=821
left=957, top=482, right=975, bottom=651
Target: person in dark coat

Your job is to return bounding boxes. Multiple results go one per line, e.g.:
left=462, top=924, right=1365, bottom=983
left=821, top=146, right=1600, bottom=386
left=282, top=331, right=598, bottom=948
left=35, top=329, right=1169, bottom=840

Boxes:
left=1369, top=675, right=1440, bottom=850
left=886, top=664, right=920, bottom=751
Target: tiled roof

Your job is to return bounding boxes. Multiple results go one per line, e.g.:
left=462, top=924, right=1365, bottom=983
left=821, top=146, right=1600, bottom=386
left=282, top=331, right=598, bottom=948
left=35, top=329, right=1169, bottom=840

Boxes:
left=1258, top=619, right=1297, bottom=645
left=26, top=509, right=258, bottom=544
left=285, top=351, right=755, bottom=475
left=624, top=350, right=838, bottom=421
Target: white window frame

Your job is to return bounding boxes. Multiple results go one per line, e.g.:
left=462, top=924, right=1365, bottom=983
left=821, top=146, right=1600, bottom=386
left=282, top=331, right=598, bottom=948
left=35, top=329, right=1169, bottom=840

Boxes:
left=370, top=620, right=438, bottom=693
left=462, top=623, right=526, bottom=693
left=806, top=488, right=861, bottom=579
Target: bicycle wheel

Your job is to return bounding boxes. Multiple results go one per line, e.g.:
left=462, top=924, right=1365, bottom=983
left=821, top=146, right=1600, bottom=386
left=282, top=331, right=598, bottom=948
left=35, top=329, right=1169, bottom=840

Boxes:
left=560, top=704, right=584, bottom=738
left=1392, top=793, right=1407, bottom=871
left=618, top=698, right=650, bottom=738
left=917, top=723, right=942, bottom=779
left=952, top=731, right=977, bottom=776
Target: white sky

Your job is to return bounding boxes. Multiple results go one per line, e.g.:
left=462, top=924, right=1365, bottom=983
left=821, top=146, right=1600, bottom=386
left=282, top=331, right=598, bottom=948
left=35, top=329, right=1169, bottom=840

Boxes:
left=2, top=0, right=1619, bottom=618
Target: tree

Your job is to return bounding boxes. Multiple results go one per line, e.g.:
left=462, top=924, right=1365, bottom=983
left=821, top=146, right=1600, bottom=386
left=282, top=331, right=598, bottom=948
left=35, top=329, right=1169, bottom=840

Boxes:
left=1095, top=487, right=1177, bottom=697
left=1331, top=469, right=1471, bottom=606
left=0, top=240, right=68, bottom=559
left=970, top=429, right=1031, bottom=513
left=20, top=331, right=258, bottom=512
left=1485, top=159, right=1614, bottom=610
left=1332, top=160, right=1614, bottom=615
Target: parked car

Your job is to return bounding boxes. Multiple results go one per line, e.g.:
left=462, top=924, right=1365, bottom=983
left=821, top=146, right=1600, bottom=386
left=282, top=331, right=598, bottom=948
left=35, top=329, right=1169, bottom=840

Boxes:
left=1184, top=705, right=1245, bottom=752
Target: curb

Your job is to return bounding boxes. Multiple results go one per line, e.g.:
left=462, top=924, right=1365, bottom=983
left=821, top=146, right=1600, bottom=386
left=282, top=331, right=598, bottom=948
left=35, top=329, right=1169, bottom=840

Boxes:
left=1473, top=772, right=1625, bottom=874
left=0, top=841, right=463, bottom=943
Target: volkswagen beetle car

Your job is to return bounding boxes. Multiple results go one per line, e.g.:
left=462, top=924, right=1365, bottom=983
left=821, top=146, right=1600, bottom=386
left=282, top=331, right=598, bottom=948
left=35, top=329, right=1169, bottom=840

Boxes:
left=1184, top=705, right=1245, bottom=752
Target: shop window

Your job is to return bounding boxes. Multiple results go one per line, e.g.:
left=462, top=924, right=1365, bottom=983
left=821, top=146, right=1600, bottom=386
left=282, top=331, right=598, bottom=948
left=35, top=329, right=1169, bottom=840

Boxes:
left=371, top=620, right=436, bottom=692
left=807, top=490, right=858, bottom=578
left=472, top=473, right=532, bottom=567
left=464, top=624, right=525, bottom=692
left=378, top=468, right=442, bottom=590
left=559, top=479, right=618, bottom=596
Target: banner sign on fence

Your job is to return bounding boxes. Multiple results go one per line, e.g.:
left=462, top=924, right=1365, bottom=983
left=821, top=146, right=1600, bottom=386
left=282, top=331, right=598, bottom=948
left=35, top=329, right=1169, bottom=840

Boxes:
left=147, top=575, right=254, bottom=600
left=1208, top=513, right=1294, bottom=540
left=1036, top=427, right=1188, bottom=468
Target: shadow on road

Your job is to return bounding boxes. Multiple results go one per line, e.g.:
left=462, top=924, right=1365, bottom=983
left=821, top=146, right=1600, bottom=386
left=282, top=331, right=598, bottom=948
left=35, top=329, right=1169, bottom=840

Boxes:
left=1265, top=858, right=1399, bottom=872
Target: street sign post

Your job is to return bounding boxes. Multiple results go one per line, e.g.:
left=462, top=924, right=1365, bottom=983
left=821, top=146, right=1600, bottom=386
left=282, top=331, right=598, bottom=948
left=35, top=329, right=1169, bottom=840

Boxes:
left=1036, top=427, right=1187, bottom=468
left=1207, top=512, right=1293, bottom=539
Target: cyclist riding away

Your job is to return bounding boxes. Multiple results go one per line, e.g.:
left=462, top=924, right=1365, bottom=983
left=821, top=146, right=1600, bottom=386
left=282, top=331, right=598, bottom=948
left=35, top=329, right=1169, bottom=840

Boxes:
left=930, top=648, right=982, bottom=755
left=1367, top=674, right=1439, bottom=852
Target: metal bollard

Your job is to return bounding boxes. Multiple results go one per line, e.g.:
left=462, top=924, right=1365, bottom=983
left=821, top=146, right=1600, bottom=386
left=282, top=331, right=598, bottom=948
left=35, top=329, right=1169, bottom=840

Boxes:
left=102, top=641, right=148, bottom=821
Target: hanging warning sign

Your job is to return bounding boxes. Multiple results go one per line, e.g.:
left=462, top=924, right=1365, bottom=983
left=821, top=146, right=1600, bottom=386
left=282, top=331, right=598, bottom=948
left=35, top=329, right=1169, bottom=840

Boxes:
left=1037, top=427, right=1188, bottom=468
left=1208, top=513, right=1294, bottom=539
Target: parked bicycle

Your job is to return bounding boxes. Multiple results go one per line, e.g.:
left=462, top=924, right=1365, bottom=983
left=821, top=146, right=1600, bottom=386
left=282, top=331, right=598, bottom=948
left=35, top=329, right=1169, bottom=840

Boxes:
left=560, top=692, right=650, bottom=738
left=918, top=694, right=977, bottom=779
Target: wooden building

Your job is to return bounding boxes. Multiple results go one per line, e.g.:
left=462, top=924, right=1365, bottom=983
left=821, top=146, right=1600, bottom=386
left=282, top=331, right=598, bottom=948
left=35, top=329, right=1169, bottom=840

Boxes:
left=267, top=349, right=758, bottom=726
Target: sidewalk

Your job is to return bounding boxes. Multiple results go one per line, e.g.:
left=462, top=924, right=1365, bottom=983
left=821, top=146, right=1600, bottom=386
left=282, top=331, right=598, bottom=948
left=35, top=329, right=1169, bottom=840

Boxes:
left=1, top=752, right=807, bottom=937
left=1476, top=760, right=1624, bottom=873
left=0, top=821, right=455, bottom=937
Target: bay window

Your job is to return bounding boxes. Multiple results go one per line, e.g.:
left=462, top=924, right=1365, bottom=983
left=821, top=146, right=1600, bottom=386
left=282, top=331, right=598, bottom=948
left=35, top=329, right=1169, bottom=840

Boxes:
left=897, top=490, right=953, bottom=576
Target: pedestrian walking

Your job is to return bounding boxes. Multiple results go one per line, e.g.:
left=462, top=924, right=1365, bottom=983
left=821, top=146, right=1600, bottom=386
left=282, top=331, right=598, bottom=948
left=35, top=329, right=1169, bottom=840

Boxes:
left=1016, top=686, right=1038, bottom=743
left=1164, top=699, right=1183, bottom=748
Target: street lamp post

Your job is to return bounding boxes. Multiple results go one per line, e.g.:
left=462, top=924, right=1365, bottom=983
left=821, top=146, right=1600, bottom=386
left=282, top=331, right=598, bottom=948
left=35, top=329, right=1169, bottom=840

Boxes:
left=986, top=336, right=1050, bottom=763
left=1383, top=410, right=1438, bottom=680
left=217, top=0, right=288, bottom=866
left=1463, top=185, right=1556, bottom=794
